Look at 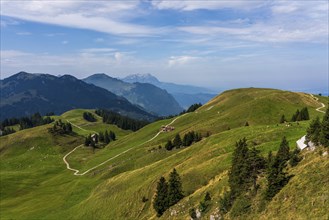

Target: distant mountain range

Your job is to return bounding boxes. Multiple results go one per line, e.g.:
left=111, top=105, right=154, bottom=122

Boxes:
left=83, top=74, right=183, bottom=116
left=122, top=74, right=217, bottom=108
left=0, top=72, right=156, bottom=121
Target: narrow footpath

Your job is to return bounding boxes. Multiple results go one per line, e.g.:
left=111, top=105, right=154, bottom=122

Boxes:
left=63, top=115, right=184, bottom=176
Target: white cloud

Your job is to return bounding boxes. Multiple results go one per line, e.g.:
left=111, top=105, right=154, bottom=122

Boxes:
left=80, top=48, right=117, bottom=54
left=152, top=0, right=265, bottom=11
left=179, top=1, right=328, bottom=44
left=61, top=40, right=68, bottom=45
left=0, top=1, right=159, bottom=36
left=168, top=56, right=199, bottom=67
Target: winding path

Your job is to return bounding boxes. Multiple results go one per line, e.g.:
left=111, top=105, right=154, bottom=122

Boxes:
left=63, top=115, right=185, bottom=176
left=67, top=119, right=98, bottom=134
left=310, top=94, right=326, bottom=113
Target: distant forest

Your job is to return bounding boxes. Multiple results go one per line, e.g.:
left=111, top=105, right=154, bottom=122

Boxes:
left=95, top=109, right=149, bottom=131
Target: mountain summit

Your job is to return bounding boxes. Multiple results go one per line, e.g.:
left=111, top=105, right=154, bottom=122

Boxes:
left=0, top=72, right=156, bottom=120
left=83, top=74, right=183, bottom=116
left=122, top=73, right=160, bottom=85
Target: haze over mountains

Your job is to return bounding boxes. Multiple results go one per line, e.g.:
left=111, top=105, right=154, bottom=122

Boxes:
left=83, top=74, right=183, bottom=116
left=122, top=74, right=217, bottom=108
left=0, top=72, right=156, bottom=121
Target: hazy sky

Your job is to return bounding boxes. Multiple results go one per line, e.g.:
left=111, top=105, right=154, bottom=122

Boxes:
left=0, top=1, right=328, bottom=92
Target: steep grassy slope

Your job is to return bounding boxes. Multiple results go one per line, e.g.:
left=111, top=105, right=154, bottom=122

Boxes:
left=0, top=88, right=328, bottom=220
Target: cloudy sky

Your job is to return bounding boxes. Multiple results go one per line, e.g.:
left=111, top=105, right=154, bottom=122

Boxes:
left=0, top=0, right=328, bottom=92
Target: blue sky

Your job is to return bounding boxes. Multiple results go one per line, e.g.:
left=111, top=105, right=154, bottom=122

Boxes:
left=0, top=0, right=328, bottom=93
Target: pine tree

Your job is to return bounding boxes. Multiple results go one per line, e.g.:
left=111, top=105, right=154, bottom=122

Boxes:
left=248, top=147, right=266, bottom=192
left=228, top=138, right=250, bottom=198
left=276, top=136, right=290, bottom=164
left=173, top=134, right=182, bottom=148
left=153, top=177, right=169, bottom=217
left=109, top=131, right=116, bottom=141
left=306, top=117, right=321, bottom=145
left=245, top=121, right=249, bottom=126
left=104, top=130, right=111, bottom=144
left=280, top=114, right=286, bottom=123
left=165, top=140, right=174, bottom=151
left=301, top=107, right=310, bottom=120
left=265, top=137, right=291, bottom=200
left=99, top=132, right=104, bottom=142
left=85, top=134, right=92, bottom=146
left=289, top=148, right=301, bottom=167
left=168, top=168, right=184, bottom=206
left=320, top=108, right=329, bottom=147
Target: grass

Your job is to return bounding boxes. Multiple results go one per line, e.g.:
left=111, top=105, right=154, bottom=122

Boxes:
left=0, top=88, right=328, bottom=220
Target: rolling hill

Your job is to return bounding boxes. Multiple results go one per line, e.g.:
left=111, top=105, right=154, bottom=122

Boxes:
left=0, top=72, right=156, bottom=121
left=0, top=88, right=328, bottom=220
left=83, top=74, right=183, bottom=116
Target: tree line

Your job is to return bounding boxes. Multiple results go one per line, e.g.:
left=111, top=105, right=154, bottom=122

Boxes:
left=85, top=130, right=116, bottom=147
left=48, top=120, right=72, bottom=135
left=95, top=109, right=149, bottom=131
left=153, top=169, right=184, bottom=217
left=280, top=107, right=309, bottom=123
left=219, top=137, right=301, bottom=217
left=1, top=113, right=54, bottom=136
left=180, top=103, right=202, bottom=115
left=306, top=107, right=329, bottom=147
left=83, top=112, right=96, bottom=122
left=164, top=131, right=202, bottom=151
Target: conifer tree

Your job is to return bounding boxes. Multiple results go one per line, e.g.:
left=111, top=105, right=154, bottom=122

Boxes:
left=301, top=107, right=310, bottom=120
left=320, top=108, right=329, bottom=147
left=85, top=134, right=92, bottom=146
left=289, top=148, right=301, bottom=167
left=99, top=132, right=104, bottom=142
left=173, top=134, right=182, bottom=148
left=165, top=140, right=174, bottom=151
left=104, top=130, right=111, bottom=144
left=276, top=136, right=290, bottom=164
left=306, top=117, right=321, bottom=145
left=153, top=177, right=169, bottom=217
left=168, top=169, right=184, bottom=206
left=280, top=114, right=286, bottom=123
left=248, top=147, right=265, bottom=192
left=265, top=137, right=290, bottom=200
left=228, top=138, right=250, bottom=198
left=109, top=131, right=116, bottom=141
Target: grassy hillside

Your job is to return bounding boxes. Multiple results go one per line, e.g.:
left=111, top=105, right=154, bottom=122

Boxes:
left=0, top=88, right=328, bottom=220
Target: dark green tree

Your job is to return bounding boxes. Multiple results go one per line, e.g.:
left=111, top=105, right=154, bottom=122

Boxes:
left=289, top=148, right=301, bottom=167
left=245, top=121, right=249, bottom=126
left=228, top=138, right=250, bottom=198
left=280, top=114, right=286, bottom=124
left=153, top=177, right=169, bottom=217
left=265, top=137, right=291, bottom=200
left=306, top=117, right=321, bottom=145
left=99, top=131, right=104, bottom=142
left=247, top=147, right=266, bottom=193
left=168, top=169, right=184, bottom=206
left=189, top=208, right=197, bottom=220
left=320, top=108, right=329, bottom=147
left=173, top=134, right=182, bottom=148
left=109, top=130, right=116, bottom=141
left=300, top=107, right=310, bottom=120
left=104, top=130, right=111, bottom=144
left=85, top=134, right=92, bottom=146
left=276, top=136, right=290, bottom=164
left=165, top=140, right=174, bottom=151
